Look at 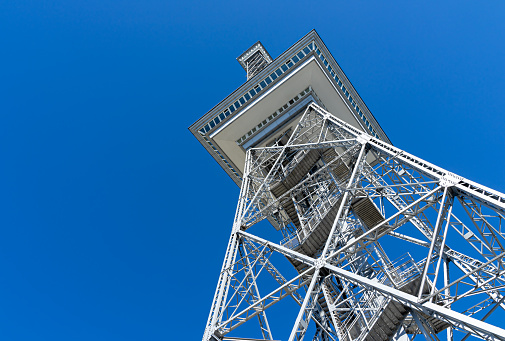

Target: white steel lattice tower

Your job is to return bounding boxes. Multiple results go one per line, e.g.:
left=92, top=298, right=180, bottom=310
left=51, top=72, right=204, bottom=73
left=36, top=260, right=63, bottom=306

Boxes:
left=190, top=31, right=505, bottom=341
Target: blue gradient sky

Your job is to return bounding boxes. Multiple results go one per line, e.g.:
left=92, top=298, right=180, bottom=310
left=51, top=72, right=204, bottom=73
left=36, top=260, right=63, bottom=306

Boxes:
left=1, top=1, right=504, bottom=340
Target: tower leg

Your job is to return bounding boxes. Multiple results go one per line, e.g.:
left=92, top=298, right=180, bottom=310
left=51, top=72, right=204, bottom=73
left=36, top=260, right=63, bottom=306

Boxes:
left=203, top=232, right=240, bottom=341
left=289, top=269, right=323, bottom=341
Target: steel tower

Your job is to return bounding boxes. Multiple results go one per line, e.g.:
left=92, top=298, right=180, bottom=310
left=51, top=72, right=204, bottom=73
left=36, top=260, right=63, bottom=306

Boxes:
left=190, top=31, right=505, bottom=341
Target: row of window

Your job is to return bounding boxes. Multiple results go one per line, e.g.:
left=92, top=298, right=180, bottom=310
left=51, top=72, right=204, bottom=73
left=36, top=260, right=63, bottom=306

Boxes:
left=199, top=43, right=315, bottom=136
left=199, top=40, right=380, bottom=141
left=314, top=46, right=379, bottom=138
left=236, top=87, right=312, bottom=145
left=199, top=39, right=382, bottom=181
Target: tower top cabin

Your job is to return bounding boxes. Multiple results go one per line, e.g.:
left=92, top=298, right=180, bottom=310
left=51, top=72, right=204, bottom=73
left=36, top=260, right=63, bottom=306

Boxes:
left=189, top=30, right=390, bottom=186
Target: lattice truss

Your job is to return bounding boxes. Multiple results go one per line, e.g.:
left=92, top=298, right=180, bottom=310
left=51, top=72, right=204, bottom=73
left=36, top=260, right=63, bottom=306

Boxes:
left=203, top=103, right=505, bottom=341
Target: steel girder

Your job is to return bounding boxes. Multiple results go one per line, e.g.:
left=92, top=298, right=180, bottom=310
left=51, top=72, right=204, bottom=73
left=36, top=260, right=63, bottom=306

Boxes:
left=202, top=103, right=505, bottom=341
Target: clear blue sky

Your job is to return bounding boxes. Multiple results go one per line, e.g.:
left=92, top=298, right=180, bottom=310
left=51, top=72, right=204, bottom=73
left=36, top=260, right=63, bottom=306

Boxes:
left=1, top=1, right=504, bottom=340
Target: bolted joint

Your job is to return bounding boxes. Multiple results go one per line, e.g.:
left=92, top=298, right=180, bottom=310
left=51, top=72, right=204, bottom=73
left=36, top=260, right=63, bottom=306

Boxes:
left=314, top=258, right=326, bottom=270
left=356, top=134, right=371, bottom=145
left=440, top=172, right=462, bottom=188
left=203, top=327, right=221, bottom=341
left=232, top=222, right=242, bottom=233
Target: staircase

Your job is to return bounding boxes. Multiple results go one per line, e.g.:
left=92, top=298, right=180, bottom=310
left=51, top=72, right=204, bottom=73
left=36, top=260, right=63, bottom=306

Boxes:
left=361, top=277, right=421, bottom=341
left=271, top=148, right=321, bottom=229
left=269, top=147, right=449, bottom=340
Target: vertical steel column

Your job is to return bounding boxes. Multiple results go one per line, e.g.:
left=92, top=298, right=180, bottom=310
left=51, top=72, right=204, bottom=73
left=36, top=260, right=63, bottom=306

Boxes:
left=418, top=186, right=449, bottom=300
left=288, top=269, right=322, bottom=341
left=322, top=140, right=367, bottom=257
left=203, top=151, right=254, bottom=341
left=443, top=257, right=453, bottom=341
left=429, top=194, right=454, bottom=301
left=243, top=246, right=273, bottom=340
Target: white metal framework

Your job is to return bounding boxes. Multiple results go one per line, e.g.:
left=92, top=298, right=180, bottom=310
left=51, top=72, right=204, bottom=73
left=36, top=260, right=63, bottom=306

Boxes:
left=202, top=103, right=505, bottom=341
